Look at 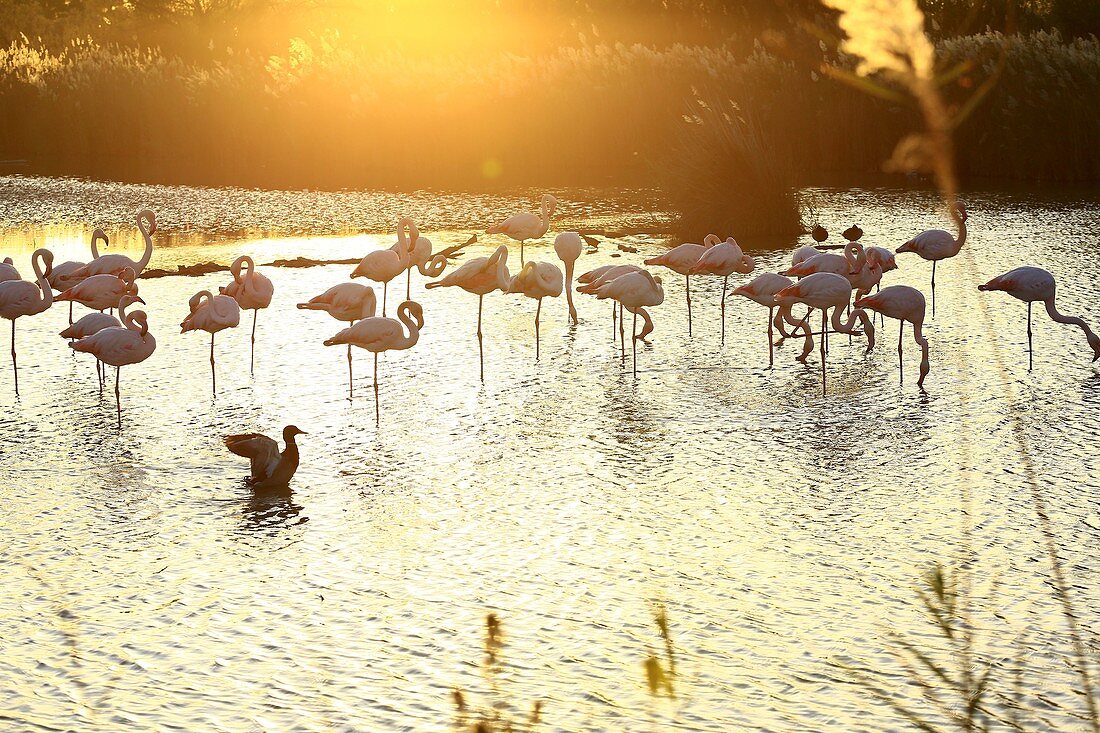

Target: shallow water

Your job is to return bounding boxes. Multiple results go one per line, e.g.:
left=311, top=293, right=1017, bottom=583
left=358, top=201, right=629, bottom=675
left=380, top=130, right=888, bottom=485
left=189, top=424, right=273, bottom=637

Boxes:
left=1, top=177, right=1099, bottom=732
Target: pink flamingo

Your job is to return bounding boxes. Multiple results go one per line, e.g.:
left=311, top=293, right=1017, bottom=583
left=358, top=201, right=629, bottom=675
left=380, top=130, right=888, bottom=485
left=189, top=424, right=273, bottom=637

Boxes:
left=978, top=266, right=1100, bottom=369
left=425, top=245, right=510, bottom=381
left=897, top=201, right=967, bottom=318
left=0, top=257, right=19, bottom=282
left=220, top=255, right=274, bottom=375
left=595, top=269, right=664, bottom=375
left=297, top=283, right=377, bottom=398
left=855, top=285, right=930, bottom=388
left=730, top=272, right=794, bottom=367
left=324, top=301, right=423, bottom=421
left=689, top=237, right=755, bottom=344
left=578, top=263, right=642, bottom=348
left=774, top=272, right=876, bottom=395
left=60, top=294, right=144, bottom=391
left=397, top=221, right=447, bottom=299
left=181, top=290, right=241, bottom=395
left=0, top=248, right=53, bottom=395
left=56, top=268, right=138, bottom=314
left=645, top=233, right=719, bottom=338
left=506, top=261, right=564, bottom=360
left=352, top=218, right=413, bottom=316
left=71, top=306, right=156, bottom=426
left=554, top=232, right=583, bottom=325
left=78, top=211, right=157, bottom=277
left=487, top=194, right=557, bottom=264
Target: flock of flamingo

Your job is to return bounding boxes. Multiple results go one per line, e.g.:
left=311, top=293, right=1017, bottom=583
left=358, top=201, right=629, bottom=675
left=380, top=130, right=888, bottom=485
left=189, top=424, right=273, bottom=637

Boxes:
left=2, top=194, right=1099, bottom=480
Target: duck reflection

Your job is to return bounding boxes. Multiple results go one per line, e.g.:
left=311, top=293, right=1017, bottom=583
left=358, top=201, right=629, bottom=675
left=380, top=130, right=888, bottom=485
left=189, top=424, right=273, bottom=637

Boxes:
left=240, top=481, right=308, bottom=531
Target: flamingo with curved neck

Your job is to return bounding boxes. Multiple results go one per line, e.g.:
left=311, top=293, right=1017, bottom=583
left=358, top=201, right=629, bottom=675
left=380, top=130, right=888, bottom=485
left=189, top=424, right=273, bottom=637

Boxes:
left=0, top=248, right=54, bottom=395
left=644, top=233, right=720, bottom=339
left=61, top=294, right=145, bottom=391
left=396, top=221, right=448, bottom=299
left=553, top=232, right=583, bottom=325
left=855, top=286, right=930, bottom=388
left=220, top=255, right=274, bottom=375
left=181, top=289, right=241, bottom=395
left=71, top=306, right=156, bottom=427
left=297, top=282, right=378, bottom=398
left=595, top=269, right=664, bottom=375
left=506, top=260, right=564, bottom=360
left=353, top=218, right=413, bottom=316
left=486, top=194, right=557, bottom=264
left=897, top=201, right=968, bottom=317
left=80, top=211, right=157, bottom=278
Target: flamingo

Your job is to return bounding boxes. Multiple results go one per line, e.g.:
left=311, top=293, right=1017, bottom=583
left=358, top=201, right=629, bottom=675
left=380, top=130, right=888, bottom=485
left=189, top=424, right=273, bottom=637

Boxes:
left=897, top=201, right=967, bottom=317
left=70, top=306, right=156, bottom=426
left=48, top=256, right=90, bottom=324
left=506, top=261, right=564, bottom=360
left=60, top=294, right=145, bottom=391
left=978, top=266, right=1100, bottom=369
left=782, top=243, right=865, bottom=279
left=78, top=211, right=157, bottom=278
left=855, top=285, right=930, bottom=388
left=578, top=263, right=642, bottom=348
left=324, top=300, right=423, bottom=421
left=595, top=269, right=664, bottom=375
left=0, top=248, right=53, bottom=395
left=486, top=194, right=557, bottom=264
left=181, top=290, right=241, bottom=395
left=689, top=237, right=755, bottom=344
left=730, top=272, right=794, bottom=367
left=297, top=282, right=378, bottom=398
left=353, top=218, right=413, bottom=316
left=645, top=234, right=720, bottom=338
left=774, top=272, right=876, bottom=395
left=220, top=255, right=274, bottom=375
left=425, top=245, right=510, bottom=381
left=56, top=268, right=138, bottom=313
left=553, top=232, right=582, bottom=325
left=397, top=222, right=447, bottom=300
left=224, top=426, right=307, bottom=489
left=0, top=257, right=19, bottom=282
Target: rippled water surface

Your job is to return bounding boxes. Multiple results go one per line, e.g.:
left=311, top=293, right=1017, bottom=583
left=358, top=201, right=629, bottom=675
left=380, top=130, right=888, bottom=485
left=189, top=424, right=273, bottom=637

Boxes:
left=1, top=177, right=1099, bottom=732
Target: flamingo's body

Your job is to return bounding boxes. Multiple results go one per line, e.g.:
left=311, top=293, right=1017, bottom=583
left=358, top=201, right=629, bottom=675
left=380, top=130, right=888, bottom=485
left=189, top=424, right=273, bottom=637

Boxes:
left=865, top=246, right=898, bottom=273
left=426, top=245, right=510, bottom=381
left=56, top=269, right=138, bottom=313
left=61, top=295, right=144, bottom=389
left=220, top=255, right=274, bottom=375
left=48, top=260, right=90, bottom=325
left=487, top=194, right=557, bottom=263
left=791, top=245, right=824, bottom=268
left=225, top=426, right=306, bottom=489
left=645, top=233, right=719, bottom=338
left=70, top=306, right=155, bottom=424
left=0, top=257, right=19, bottom=282
left=855, top=285, right=930, bottom=387
left=79, top=212, right=157, bottom=277
left=690, top=237, right=755, bottom=344
left=507, top=261, right=564, bottom=359
left=554, top=231, right=582, bottom=324
left=595, top=269, right=664, bottom=374
left=0, top=248, right=54, bottom=395
left=577, top=263, right=642, bottom=346
left=181, top=290, right=241, bottom=395
left=897, top=201, right=968, bottom=317
left=730, top=272, right=794, bottom=367
left=324, top=301, right=424, bottom=420
left=297, top=282, right=378, bottom=397
left=978, top=266, right=1100, bottom=368
left=353, top=218, right=413, bottom=316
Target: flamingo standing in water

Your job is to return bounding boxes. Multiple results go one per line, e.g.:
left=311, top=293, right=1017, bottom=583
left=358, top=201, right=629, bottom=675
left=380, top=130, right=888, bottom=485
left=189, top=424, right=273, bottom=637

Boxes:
left=181, top=290, right=241, bottom=395
left=730, top=272, right=794, bottom=367
left=689, top=237, right=755, bottom=344
left=978, top=266, right=1100, bottom=369
left=486, top=194, right=557, bottom=264
left=56, top=268, right=139, bottom=314
left=774, top=272, right=876, bottom=395
left=554, top=232, right=582, bottom=325
left=220, top=255, right=274, bottom=375
left=78, top=211, right=157, bottom=278
left=48, top=252, right=91, bottom=324
left=506, top=261, right=564, bottom=360
left=425, top=245, right=510, bottom=381
left=297, top=282, right=377, bottom=398
left=398, top=221, right=448, bottom=299
left=0, top=248, right=53, bottom=395
left=324, top=300, right=423, bottom=422
left=353, top=218, right=413, bottom=316
left=855, top=285, right=930, bottom=388
left=0, top=257, right=19, bottom=282
left=60, top=294, right=144, bottom=391
left=224, top=426, right=307, bottom=489
left=645, top=234, right=719, bottom=338
left=897, top=201, right=967, bottom=318
left=578, top=263, right=642, bottom=350
left=595, top=269, right=664, bottom=375
left=71, top=306, right=156, bottom=426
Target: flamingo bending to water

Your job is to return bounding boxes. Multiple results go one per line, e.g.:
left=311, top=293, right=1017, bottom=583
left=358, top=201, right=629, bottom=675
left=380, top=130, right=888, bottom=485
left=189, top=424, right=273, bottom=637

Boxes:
left=855, top=285, right=930, bottom=388
left=0, top=248, right=53, bottom=395
left=353, top=218, right=413, bottom=316
left=978, top=266, right=1100, bottom=369
left=425, top=245, right=510, bottom=381
left=297, top=283, right=377, bottom=398
left=79, top=211, right=157, bottom=278
left=645, top=233, right=719, bottom=338
left=71, top=306, right=156, bottom=426
left=225, top=426, right=307, bottom=489
left=897, top=201, right=967, bottom=318
left=506, top=261, right=564, bottom=360
left=554, top=232, right=582, bottom=325
left=324, top=301, right=423, bottom=421
left=730, top=272, right=794, bottom=367
left=220, top=255, right=274, bottom=375
left=181, top=290, right=241, bottom=395
left=487, top=194, right=557, bottom=264
left=578, top=263, right=642, bottom=348
left=689, top=237, right=755, bottom=344
left=595, top=270, right=664, bottom=375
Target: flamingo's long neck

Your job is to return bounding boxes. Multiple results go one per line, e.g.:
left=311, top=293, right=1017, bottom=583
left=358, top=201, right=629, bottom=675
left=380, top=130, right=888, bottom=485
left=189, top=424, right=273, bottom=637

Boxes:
left=33, top=254, right=53, bottom=308
left=954, top=216, right=967, bottom=252
left=419, top=254, right=446, bottom=277
left=831, top=300, right=875, bottom=348
left=398, top=307, right=422, bottom=348
left=1044, top=296, right=1100, bottom=355
left=91, top=230, right=107, bottom=259
left=136, top=223, right=154, bottom=271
